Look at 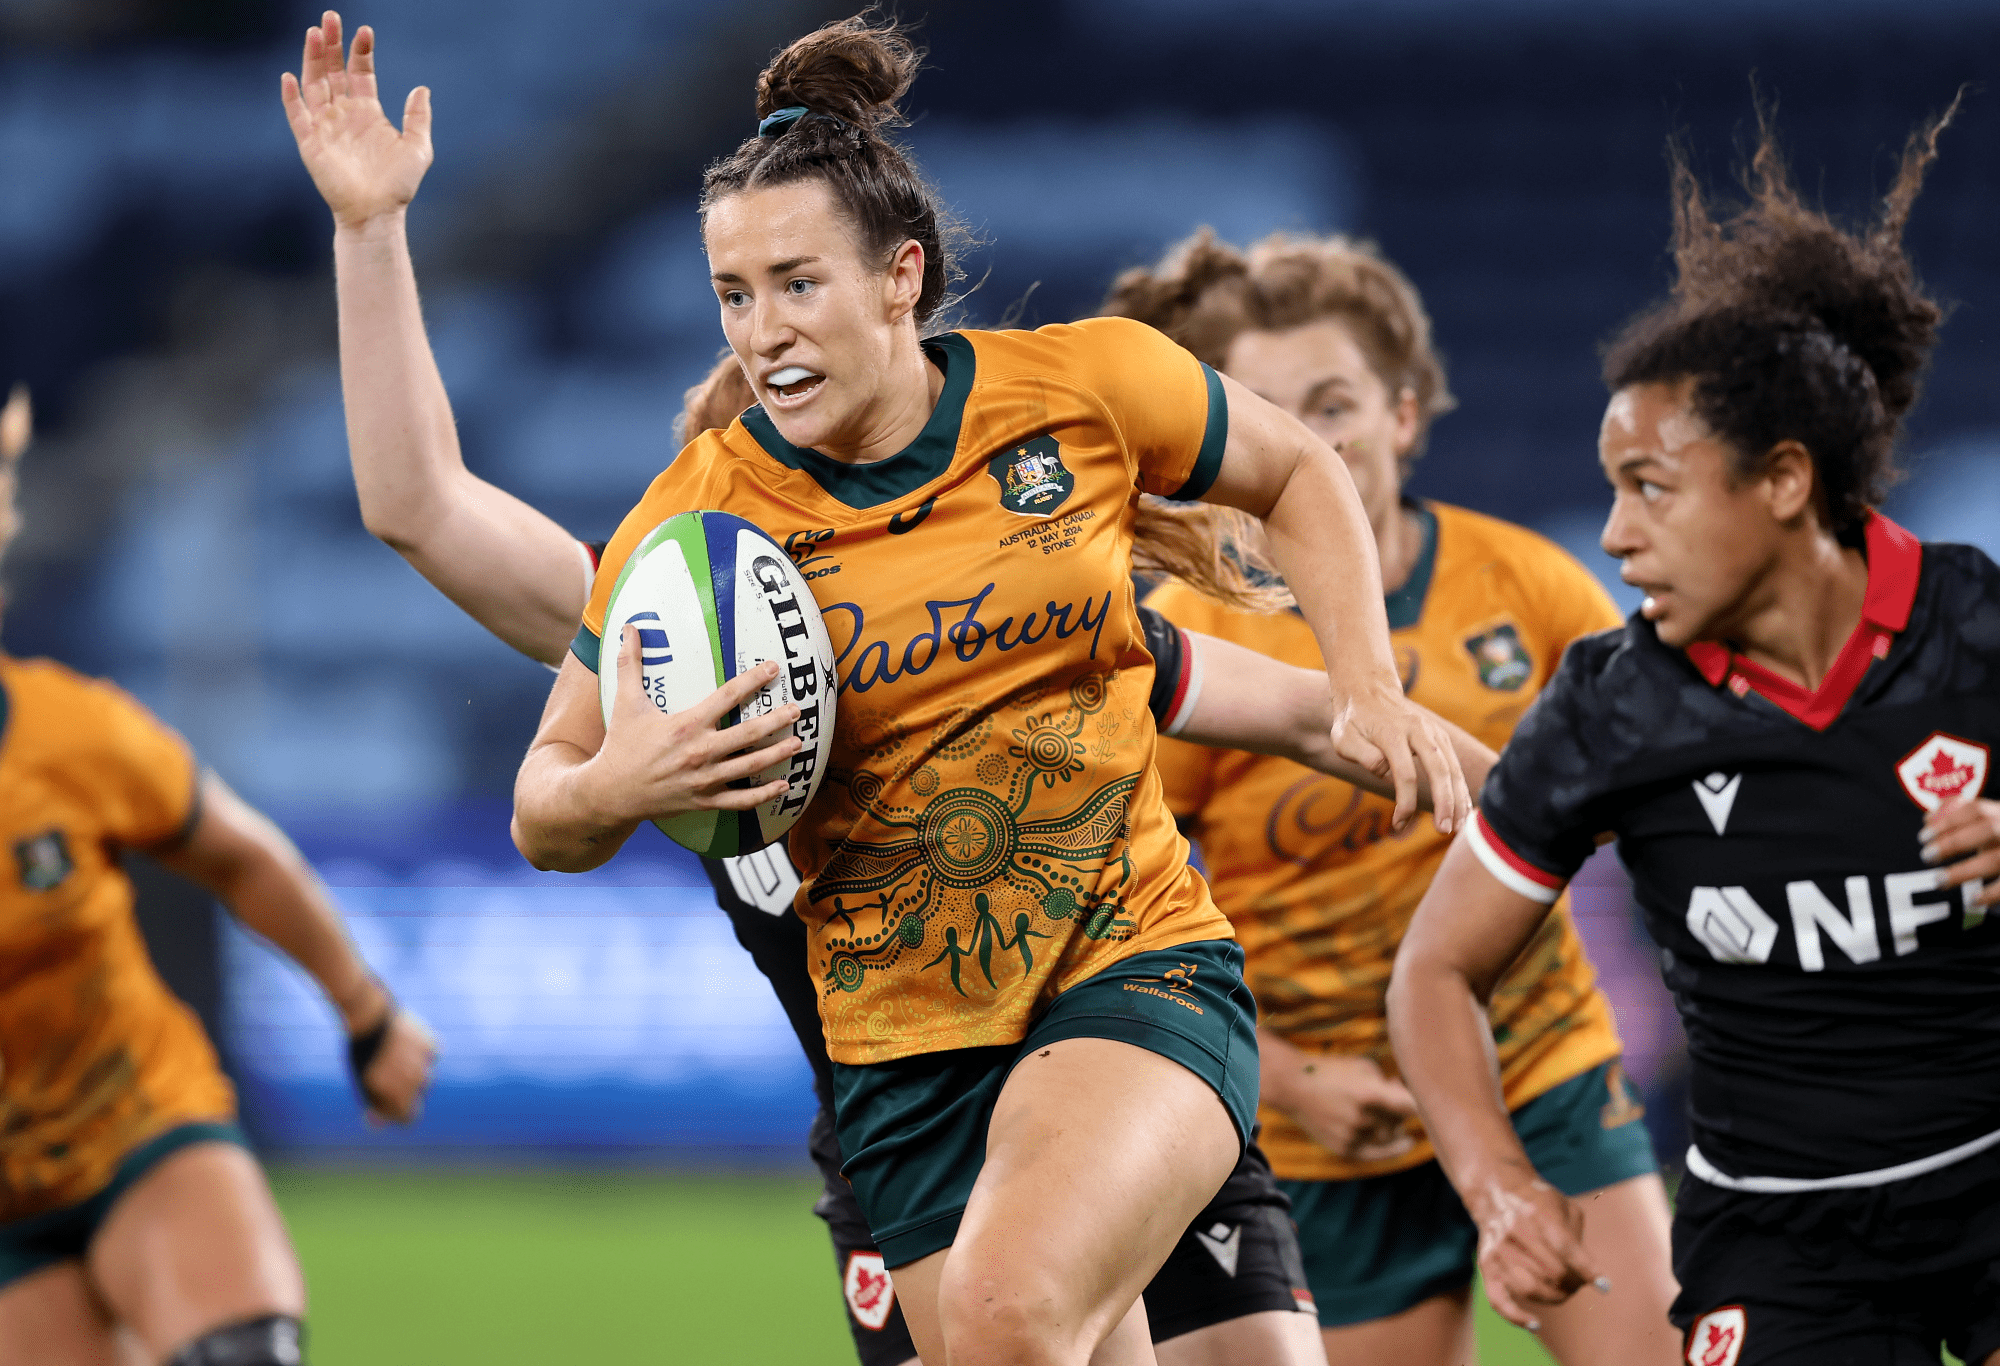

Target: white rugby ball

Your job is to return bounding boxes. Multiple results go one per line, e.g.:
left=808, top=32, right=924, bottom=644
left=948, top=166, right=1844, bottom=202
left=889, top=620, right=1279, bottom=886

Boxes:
left=598, top=510, right=838, bottom=858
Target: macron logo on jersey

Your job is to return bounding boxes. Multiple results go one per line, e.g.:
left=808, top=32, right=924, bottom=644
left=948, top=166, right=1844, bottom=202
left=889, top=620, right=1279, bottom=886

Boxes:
left=1194, top=1222, right=1241, bottom=1277
left=1692, top=772, right=1741, bottom=835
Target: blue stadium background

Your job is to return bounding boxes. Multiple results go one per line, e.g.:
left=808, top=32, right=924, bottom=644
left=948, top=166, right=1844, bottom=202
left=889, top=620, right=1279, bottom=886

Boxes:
left=4, top=0, right=1996, bottom=1160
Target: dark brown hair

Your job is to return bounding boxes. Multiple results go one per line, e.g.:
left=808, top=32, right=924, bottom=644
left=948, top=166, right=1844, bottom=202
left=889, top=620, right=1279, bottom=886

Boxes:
left=1602, top=98, right=1960, bottom=545
left=1103, top=228, right=1456, bottom=468
left=701, top=14, right=962, bottom=325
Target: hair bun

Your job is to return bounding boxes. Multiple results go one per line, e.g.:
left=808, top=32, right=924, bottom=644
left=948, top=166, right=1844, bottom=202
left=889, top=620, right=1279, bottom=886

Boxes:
left=756, top=14, right=919, bottom=133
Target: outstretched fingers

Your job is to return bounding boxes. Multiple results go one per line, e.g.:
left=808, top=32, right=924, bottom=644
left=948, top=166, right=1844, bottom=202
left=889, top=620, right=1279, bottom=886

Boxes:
left=349, top=23, right=379, bottom=102
left=278, top=69, right=319, bottom=148
left=403, top=84, right=432, bottom=149
left=296, top=25, right=330, bottom=112
left=1, top=385, right=31, bottom=462
left=321, top=11, right=350, bottom=101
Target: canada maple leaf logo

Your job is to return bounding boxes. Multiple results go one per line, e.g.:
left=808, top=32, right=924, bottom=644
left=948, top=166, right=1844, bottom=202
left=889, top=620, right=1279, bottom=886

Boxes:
left=1896, top=733, right=1989, bottom=812
left=1697, top=1322, right=1738, bottom=1366
left=852, top=1267, right=889, bottom=1311
left=843, top=1251, right=896, bottom=1330
left=1922, top=750, right=1973, bottom=795
left=1685, top=1306, right=1746, bottom=1366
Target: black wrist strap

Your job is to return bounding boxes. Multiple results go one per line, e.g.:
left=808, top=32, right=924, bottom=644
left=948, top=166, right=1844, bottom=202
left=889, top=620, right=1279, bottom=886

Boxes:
left=346, top=993, right=396, bottom=1096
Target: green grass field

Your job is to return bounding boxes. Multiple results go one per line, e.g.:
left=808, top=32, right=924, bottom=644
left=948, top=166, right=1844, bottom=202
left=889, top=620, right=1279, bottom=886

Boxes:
left=272, top=1168, right=1554, bottom=1365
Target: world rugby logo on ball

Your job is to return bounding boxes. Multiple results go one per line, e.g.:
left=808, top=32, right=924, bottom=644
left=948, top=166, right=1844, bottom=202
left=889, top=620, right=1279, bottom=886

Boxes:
left=598, top=510, right=838, bottom=858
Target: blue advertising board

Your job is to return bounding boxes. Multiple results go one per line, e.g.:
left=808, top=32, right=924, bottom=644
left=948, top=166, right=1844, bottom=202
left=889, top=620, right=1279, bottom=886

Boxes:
left=222, top=807, right=816, bottom=1157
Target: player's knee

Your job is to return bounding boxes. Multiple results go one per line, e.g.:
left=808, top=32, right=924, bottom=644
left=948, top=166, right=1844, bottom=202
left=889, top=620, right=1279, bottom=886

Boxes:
left=937, top=1273, right=1085, bottom=1366
left=166, top=1315, right=305, bottom=1366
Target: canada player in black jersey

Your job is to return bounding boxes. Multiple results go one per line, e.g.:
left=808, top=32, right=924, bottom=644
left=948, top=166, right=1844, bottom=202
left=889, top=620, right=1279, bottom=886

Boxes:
left=1386, top=101, right=2000, bottom=1366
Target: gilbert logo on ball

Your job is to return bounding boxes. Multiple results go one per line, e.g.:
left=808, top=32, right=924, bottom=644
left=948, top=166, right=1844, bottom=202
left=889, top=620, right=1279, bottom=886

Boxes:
left=1895, top=732, right=1988, bottom=812
left=598, top=510, right=838, bottom=858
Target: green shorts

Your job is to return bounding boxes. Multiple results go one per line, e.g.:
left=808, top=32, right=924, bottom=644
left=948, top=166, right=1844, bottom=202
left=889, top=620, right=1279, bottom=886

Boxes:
left=1282, top=1059, right=1658, bottom=1327
left=831, top=938, right=1258, bottom=1268
left=0, top=1122, right=247, bottom=1292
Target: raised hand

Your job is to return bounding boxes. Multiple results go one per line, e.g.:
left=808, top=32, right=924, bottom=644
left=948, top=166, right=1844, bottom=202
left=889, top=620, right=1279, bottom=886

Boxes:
left=1328, top=681, right=1473, bottom=836
left=281, top=11, right=433, bottom=229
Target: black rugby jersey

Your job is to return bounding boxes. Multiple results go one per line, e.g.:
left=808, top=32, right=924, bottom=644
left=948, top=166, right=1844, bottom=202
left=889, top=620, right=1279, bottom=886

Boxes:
left=1469, top=514, right=2000, bottom=1183
left=699, top=604, right=1199, bottom=1099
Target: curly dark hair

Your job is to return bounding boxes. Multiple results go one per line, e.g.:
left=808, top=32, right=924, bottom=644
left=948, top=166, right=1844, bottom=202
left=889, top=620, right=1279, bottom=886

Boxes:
left=1102, top=228, right=1455, bottom=470
left=1602, top=96, right=1961, bottom=545
left=700, top=13, right=966, bottom=326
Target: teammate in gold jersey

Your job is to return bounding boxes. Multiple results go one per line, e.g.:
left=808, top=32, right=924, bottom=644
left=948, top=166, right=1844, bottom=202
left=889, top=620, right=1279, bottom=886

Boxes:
left=1109, top=233, right=1681, bottom=1366
left=0, top=389, right=436, bottom=1366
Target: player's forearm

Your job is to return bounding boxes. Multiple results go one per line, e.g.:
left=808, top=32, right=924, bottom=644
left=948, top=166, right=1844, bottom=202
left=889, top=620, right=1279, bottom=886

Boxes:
left=1179, top=633, right=1494, bottom=810
left=333, top=215, right=589, bottom=665
left=1386, top=930, right=1536, bottom=1213
left=1259, top=441, right=1402, bottom=706
left=164, top=781, right=385, bottom=1032
left=512, top=742, right=642, bottom=872
left=1185, top=646, right=1402, bottom=796
left=333, top=211, right=468, bottom=550
left=224, top=848, right=386, bottom=1033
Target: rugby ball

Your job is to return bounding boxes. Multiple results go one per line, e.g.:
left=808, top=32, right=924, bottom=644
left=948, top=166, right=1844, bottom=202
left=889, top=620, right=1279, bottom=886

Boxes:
left=598, top=510, right=837, bottom=858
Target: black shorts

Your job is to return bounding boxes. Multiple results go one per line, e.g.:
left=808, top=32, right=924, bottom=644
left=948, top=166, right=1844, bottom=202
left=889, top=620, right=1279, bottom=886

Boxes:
left=811, top=1110, right=1313, bottom=1359
left=1672, top=1142, right=2000, bottom=1366
left=812, top=1106, right=919, bottom=1366
left=1142, top=1136, right=1317, bottom=1344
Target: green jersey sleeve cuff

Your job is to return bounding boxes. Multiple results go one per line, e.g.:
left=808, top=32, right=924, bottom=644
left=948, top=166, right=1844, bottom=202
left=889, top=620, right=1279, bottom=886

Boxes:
left=1167, top=363, right=1228, bottom=502
left=571, top=623, right=603, bottom=674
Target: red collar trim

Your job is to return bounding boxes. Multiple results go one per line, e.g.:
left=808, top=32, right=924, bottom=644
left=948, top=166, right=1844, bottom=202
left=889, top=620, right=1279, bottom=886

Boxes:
left=1682, top=512, right=1921, bottom=731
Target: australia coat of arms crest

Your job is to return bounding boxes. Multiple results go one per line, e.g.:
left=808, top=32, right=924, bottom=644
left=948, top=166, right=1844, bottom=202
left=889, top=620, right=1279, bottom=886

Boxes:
left=988, top=435, right=1074, bottom=518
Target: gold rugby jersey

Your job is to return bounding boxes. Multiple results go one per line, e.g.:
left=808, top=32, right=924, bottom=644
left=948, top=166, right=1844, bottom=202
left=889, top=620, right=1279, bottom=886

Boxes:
left=579, top=318, right=1237, bottom=1065
left=1149, top=501, right=1627, bottom=1180
left=0, top=657, right=234, bottom=1221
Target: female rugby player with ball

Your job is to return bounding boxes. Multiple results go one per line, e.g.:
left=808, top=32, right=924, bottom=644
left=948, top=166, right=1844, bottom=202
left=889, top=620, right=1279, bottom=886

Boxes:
left=0, top=389, right=436, bottom=1366
left=520, top=19, right=1471, bottom=1359
left=287, top=13, right=1468, bottom=1362
left=1388, top=104, right=2000, bottom=1366
left=1111, top=230, right=1680, bottom=1366
left=280, top=17, right=1485, bottom=1363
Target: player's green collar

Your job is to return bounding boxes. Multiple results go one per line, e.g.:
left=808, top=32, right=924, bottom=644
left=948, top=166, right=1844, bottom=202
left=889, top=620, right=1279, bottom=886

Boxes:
left=739, top=333, right=977, bottom=509
left=1383, top=502, right=1439, bottom=632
